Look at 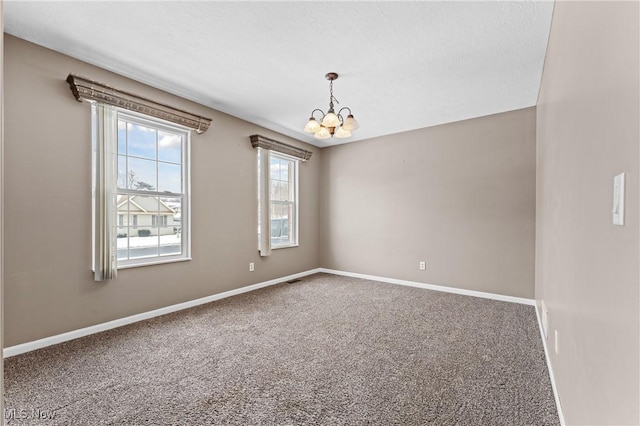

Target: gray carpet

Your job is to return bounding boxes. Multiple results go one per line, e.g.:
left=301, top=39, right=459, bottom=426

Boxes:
left=4, top=273, right=559, bottom=425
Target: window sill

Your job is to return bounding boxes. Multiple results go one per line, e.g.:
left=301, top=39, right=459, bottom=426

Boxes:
left=271, top=244, right=299, bottom=250
left=117, top=256, right=192, bottom=270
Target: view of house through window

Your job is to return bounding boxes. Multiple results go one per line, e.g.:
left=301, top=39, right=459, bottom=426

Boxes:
left=116, top=112, right=189, bottom=264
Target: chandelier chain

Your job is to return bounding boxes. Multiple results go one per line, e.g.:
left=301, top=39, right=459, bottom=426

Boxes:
left=328, top=79, right=339, bottom=111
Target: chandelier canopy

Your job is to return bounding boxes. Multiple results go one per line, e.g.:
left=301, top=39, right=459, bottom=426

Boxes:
left=304, top=72, right=359, bottom=140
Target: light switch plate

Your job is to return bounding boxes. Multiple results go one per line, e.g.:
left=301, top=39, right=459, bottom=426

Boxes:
left=613, top=173, right=625, bottom=226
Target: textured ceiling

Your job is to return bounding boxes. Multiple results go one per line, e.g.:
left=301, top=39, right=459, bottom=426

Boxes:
left=4, top=1, right=554, bottom=147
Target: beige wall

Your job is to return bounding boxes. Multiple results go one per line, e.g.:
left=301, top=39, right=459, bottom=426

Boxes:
left=3, top=35, right=321, bottom=346
left=320, top=107, right=536, bottom=299
left=536, top=2, right=639, bottom=425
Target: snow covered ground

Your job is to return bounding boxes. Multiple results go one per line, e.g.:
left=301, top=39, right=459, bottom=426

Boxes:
left=117, top=234, right=181, bottom=249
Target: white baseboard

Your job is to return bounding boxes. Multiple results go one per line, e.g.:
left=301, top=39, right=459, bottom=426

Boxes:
left=318, top=268, right=535, bottom=306
left=4, top=267, right=536, bottom=358
left=535, top=302, right=566, bottom=426
left=3, top=268, right=323, bottom=358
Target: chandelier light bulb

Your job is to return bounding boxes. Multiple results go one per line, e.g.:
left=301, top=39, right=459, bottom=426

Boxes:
left=321, top=112, right=340, bottom=128
left=342, top=114, right=360, bottom=131
left=334, top=125, right=352, bottom=139
left=314, top=126, right=331, bottom=139
left=304, top=118, right=321, bottom=133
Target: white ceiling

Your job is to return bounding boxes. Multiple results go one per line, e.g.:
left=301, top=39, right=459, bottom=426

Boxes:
left=4, top=1, right=554, bottom=147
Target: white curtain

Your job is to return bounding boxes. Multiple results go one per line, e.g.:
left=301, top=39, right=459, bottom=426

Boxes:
left=92, top=103, right=118, bottom=280
left=257, top=148, right=271, bottom=257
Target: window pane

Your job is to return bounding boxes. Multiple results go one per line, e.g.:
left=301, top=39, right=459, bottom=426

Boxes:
left=269, top=203, right=278, bottom=220
left=160, top=225, right=181, bottom=256
left=158, top=162, right=181, bottom=193
left=118, top=120, right=127, bottom=155
left=116, top=195, right=130, bottom=260
left=116, top=194, right=183, bottom=260
left=160, top=196, right=182, bottom=256
left=270, top=180, right=279, bottom=201
left=288, top=178, right=295, bottom=200
left=129, top=244, right=160, bottom=259
left=116, top=194, right=129, bottom=218
left=116, top=225, right=129, bottom=260
left=128, top=157, right=157, bottom=191
left=127, top=195, right=158, bottom=259
left=270, top=203, right=292, bottom=246
left=270, top=158, right=281, bottom=181
left=283, top=218, right=290, bottom=241
left=158, top=131, right=182, bottom=164
left=161, top=196, right=182, bottom=229
left=117, top=155, right=127, bottom=189
left=279, top=182, right=289, bottom=201
left=271, top=218, right=281, bottom=237
left=280, top=160, right=289, bottom=181
left=128, top=123, right=157, bottom=160
left=286, top=203, right=294, bottom=244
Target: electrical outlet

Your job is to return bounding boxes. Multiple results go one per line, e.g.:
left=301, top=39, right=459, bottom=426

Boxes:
left=554, top=330, right=559, bottom=354
left=419, top=261, right=426, bottom=270
left=249, top=262, right=255, bottom=272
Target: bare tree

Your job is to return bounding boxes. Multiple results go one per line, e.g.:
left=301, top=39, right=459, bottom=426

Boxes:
left=128, top=170, right=155, bottom=190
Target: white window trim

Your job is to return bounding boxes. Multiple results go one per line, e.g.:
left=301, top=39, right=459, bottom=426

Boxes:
left=271, top=151, right=299, bottom=250
left=258, top=149, right=299, bottom=256
left=92, top=105, right=191, bottom=278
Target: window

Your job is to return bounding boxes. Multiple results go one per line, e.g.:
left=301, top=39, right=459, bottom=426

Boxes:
left=115, top=112, right=189, bottom=266
left=269, top=154, right=297, bottom=247
left=257, top=149, right=298, bottom=254
left=92, top=105, right=190, bottom=275
left=151, top=215, right=169, bottom=227
left=74, top=75, right=209, bottom=281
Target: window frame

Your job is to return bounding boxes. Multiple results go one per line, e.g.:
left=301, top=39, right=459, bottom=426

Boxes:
left=268, top=152, right=299, bottom=250
left=257, top=149, right=299, bottom=255
left=105, top=109, right=191, bottom=269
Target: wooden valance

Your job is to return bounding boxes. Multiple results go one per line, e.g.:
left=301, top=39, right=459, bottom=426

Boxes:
left=250, top=135, right=312, bottom=161
left=66, top=74, right=212, bottom=134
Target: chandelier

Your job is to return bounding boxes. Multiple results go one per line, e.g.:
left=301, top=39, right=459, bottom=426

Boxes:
left=304, top=72, right=360, bottom=140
